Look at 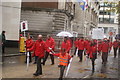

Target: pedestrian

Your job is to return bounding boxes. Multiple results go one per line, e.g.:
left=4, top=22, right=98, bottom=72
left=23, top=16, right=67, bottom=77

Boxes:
left=108, top=39, right=112, bottom=53
left=77, top=37, right=85, bottom=62
left=67, top=37, right=73, bottom=49
left=113, top=39, right=119, bottom=58
left=101, top=39, right=109, bottom=65
left=74, top=38, right=79, bottom=55
left=42, top=34, right=55, bottom=65
left=27, top=35, right=47, bottom=76
left=1, top=31, right=6, bottom=54
left=25, top=35, right=34, bottom=63
left=86, top=39, right=91, bottom=57
left=89, top=40, right=97, bottom=74
left=84, top=38, right=89, bottom=55
left=118, top=40, right=120, bottom=55
left=50, top=48, right=72, bottom=80
left=61, top=37, right=71, bottom=53
left=98, top=40, right=102, bottom=55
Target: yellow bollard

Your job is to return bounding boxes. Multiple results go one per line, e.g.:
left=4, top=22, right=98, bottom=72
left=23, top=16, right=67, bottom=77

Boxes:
left=20, top=37, right=26, bottom=53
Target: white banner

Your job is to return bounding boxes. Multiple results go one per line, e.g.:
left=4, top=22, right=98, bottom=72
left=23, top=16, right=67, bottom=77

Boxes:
left=92, top=28, right=104, bottom=39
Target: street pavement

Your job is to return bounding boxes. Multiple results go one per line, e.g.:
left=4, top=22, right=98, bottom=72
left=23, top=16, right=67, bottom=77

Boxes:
left=2, top=49, right=119, bottom=79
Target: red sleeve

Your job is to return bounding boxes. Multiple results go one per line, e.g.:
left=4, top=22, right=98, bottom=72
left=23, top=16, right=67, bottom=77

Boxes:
left=68, top=54, right=71, bottom=60
left=26, top=40, right=34, bottom=48
left=43, top=42, right=47, bottom=51
left=66, top=42, right=71, bottom=53
left=52, top=53, right=60, bottom=57
left=29, top=42, right=36, bottom=51
left=51, top=39, right=55, bottom=49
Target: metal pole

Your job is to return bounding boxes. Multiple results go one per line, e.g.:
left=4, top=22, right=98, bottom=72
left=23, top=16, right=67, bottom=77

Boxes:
left=24, top=31, right=25, bottom=37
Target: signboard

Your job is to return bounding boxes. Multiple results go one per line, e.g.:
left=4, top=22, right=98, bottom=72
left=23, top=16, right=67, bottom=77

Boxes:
left=92, top=28, right=104, bottom=39
left=20, top=21, right=28, bottom=32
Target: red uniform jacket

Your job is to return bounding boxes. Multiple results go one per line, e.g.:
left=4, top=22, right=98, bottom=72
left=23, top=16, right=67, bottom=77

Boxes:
left=86, top=41, right=91, bottom=54
left=61, top=40, right=71, bottom=53
left=89, top=45, right=97, bottom=58
left=74, top=40, right=79, bottom=48
left=67, top=39, right=72, bottom=48
left=98, top=43, right=102, bottom=52
left=30, top=40, right=47, bottom=58
left=84, top=40, right=89, bottom=49
left=113, top=41, right=119, bottom=48
left=26, top=39, right=34, bottom=49
left=78, top=40, right=85, bottom=50
left=46, top=37, right=55, bottom=52
left=101, top=42, right=109, bottom=53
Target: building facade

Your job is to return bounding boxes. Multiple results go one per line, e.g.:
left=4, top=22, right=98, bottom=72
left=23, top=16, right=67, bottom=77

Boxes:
left=98, top=2, right=118, bottom=40
left=1, top=0, right=99, bottom=47
left=1, top=1, right=21, bottom=47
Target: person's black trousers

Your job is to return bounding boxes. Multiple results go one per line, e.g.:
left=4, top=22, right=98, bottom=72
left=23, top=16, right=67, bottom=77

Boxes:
left=43, top=51, right=54, bottom=65
left=118, top=48, right=120, bottom=55
left=74, top=47, right=77, bottom=55
left=91, top=58, right=95, bottom=73
left=113, top=47, right=118, bottom=58
left=78, top=50, right=84, bottom=61
left=2, top=43, right=5, bottom=53
left=59, top=65, right=66, bottom=79
left=34, top=56, right=38, bottom=63
left=35, top=57, right=42, bottom=74
left=25, top=51, right=32, bottom=63
left=102, top=52, right=108, bottom=64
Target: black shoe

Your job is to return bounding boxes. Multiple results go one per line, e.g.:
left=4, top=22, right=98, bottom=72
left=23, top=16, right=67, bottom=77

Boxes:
left=51, top=63, right=54, bottom=65
left=33, top=62, right=36, bottom=64
left=59, top=77, right=63, bottom=80
left=33, top=73, right=42, bottom=76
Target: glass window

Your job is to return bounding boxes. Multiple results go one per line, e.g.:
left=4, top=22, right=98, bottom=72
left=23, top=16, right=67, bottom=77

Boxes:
left=103, top=27, right=108, bottom=34
left=99, top=18, right=104, bottom=23
left=111, top=12, right=115, bottom=15
left=104, top=18, right=110, bottom=23
left=110, top=18, right=114, bottom=23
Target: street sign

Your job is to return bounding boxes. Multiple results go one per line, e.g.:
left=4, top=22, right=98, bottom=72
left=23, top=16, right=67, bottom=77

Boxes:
left=20, top=21, right=28, bottom=32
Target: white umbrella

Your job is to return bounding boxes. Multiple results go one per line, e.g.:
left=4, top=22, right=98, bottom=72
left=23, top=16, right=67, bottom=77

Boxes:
left=56, top=31, right=73, bottom=37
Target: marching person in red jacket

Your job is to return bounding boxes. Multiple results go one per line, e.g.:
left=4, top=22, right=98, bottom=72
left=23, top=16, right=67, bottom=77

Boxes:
left=61, top=37, right=71, bottom=53
left=89, top=40, right=97, bottom=74
left=42, top=34, right=55, bottom=65
left=98, top=40, right=102, bottom=55
left=25, top=35, right=34, bottom=63
left=74, top=38, right=79, bottom=55
left=78, top=37, right=85, bottom=62
left=84, top=38, right=89, bottom=55
left=86, top=40, right=91, bottom=57
left=118, top=40, right=120, bottom=54
left=101, top=39, right=109, bottom=65
left=67, top=37, right=73, bottom=49
left=113, top=39, right=119, bottom=58
left=108, top=39, right=112, bottom=53
left=27, top=35, right=47, bottom=76
left=50, top=48, right=72, bottom=80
